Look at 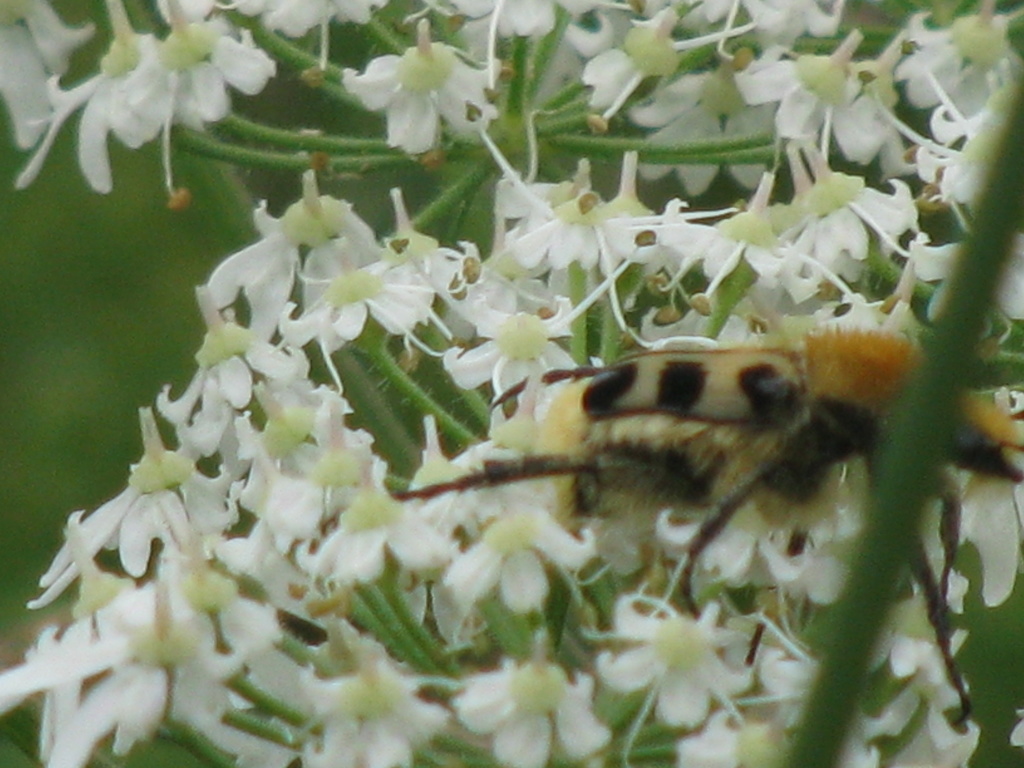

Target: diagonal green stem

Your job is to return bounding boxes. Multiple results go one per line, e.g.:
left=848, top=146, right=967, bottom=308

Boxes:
left=785, top=78, right=1024, bottom=768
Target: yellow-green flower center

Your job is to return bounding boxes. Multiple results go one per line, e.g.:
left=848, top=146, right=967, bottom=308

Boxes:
left=337, top=667, right=404, bottom=719
left=495, top=314, right=550, bottom=361
left=325, top=271, right=384, bottom=307
left=483, top=513, right=541, bottom=554
left=309, top=448, right=363, bottom=488
left=736, top=722, right=783, bottom=768
left=159, top=22, right=218, bottom=71
left=195, top=322, right=253, bottom=367
left=182, top=568, right=239, bottom=613
left=341, top=489, right=402, bottom=532
left=651, top=615, right=709, bottom=670
left=509, top=663, right=567, bottom=714
left=951, top=14, right=1008, bottom=69
left=801, top=171, right=864, bottom=216
left=397, top=42, right=457, bottom=92
left=281, top=196, right=351, bottom=247
left=795, top=54, right=848, bottom=106
left=718, top=210, right=777, bottom=248
left=132, top=621, right=200, bottom=666
left=129, top=450, right=195, bottom=493
left=100, top=35, right=141, bottom=77
left=263, top=407, right=315, bottom=457
left=623, top=25, right=678, bottom=78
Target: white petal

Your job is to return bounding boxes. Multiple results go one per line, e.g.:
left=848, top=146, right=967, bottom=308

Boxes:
left=494, top=715, right=552, bottom=768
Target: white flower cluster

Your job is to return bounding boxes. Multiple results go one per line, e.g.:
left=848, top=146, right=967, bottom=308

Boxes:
left=4, top=0, right=1024, bottom=767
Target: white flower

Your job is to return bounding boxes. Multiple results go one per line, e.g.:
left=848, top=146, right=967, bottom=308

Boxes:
left=631, top=67, right=772, bottom=195
left=960, top=473, right=1023, bottom=606
left=597, top=598, right=751, bottom=726
left=675, top=711, right=786, bottom=768
left=257, top=0, right=384, bottom=38
left=126, top=16, right=275, bottom=131
left=342, top=19, right=495, bottom=153
left=443, top=297, right=574, bottom=393
left=284, top=259, right=435, bottom=351
left=0, top=0, right=92, bottom=148
left=15, top=30, right=164, bottom=191
left=444, top=505, right=594, bottom=614
left=32, top=409, right=234, bottom=608
left=307, top=485, right=453, bottom=583
left=583, top=9, right=755, bottom=121
left=2, top=572, right=279, bottom=768
left=455, top=657, right=609, bottom=768
left=895, top=9, right=1020, bottom=115
left=158, top=289, right=309, bottom=456
left=449, top=0, right=600, bottom=38
left=741, top=0, right=844, bottom=45
left=780, top=145, right=918, bottom=287
left=884, top=597, right=966, bottom=713
left=737, top=32, right=863, bottom=143
left=302, top=644, right=449, bottom=768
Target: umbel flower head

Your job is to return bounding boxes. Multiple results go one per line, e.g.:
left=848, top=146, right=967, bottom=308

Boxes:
left=4, top=1, right=1024, bottom=768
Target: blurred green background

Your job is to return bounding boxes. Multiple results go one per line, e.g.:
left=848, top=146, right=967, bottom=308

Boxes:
left=0, top=103, right=250, bottom=765
left=4, top=18, right=1024, bottom=768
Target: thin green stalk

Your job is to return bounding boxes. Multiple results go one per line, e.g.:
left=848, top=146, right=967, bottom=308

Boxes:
left=334, top=344, right=421, bottom=477
left=785, top=78, right=1024, bottom=768
left=411, top=160, right=494, bottom=234
left=506, top=36, right=531, bottom=118
left=478, top=599, right=534, bottom=659
left=366, top=15, right=408, bottom=55
left=174, top=127, right=415, bottom=173
left=221, top=710, right=301, bottom=749
left=568, top=263, right=590, bottom=364
left=228, top=675, right=308, bottom=726
left=545, top=133, right=775, bottom=164
left=161, top=721, right=240, bottom=768
left=538, top=81, right=587, bottom=114
left=528, top=8, right=572, bottom=105
left=377, top=575, right=459, bottom=675
left=217, top=115, right=392, bottom=153
left=352, top=584, right=440, bottom=672
left=534, top=107, right=591, bottom=137
left=356, top=332, right=479, bottom=448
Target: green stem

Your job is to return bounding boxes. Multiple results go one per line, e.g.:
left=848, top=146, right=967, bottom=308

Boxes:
left=377, top=574, right=459, bottom=675
left=412, top=161, right=495, bottom=234
left=174, top=127, right=415, bottom=173
left=367, top=16, right=408, bottom=55
left=535, top=109, right=590, bottom=138
left=357, top=332, right=479, bottom=448
left=161, top=721, right=239, bottom=768
left=352, top=584, right=440, bottom=672
left=334, top=344, right=420, bottom=477
left=506, top=36, right=531, bottom=118
left=217, top=115, right=391, bottom=153
left=221, top=710, right=301, bottom=749
left=528, top=9, right=572, bottom=105
left=538, top=81, right=587, bottom=114
left=568, top=263, right=590, bottom=364
left=478, top=599, right=534, bottom=658
left=545, top=134, right=775, bottom=164
left=228, top=675, right=308, bottom=726
left=785, top=78, right=1024, bottom=768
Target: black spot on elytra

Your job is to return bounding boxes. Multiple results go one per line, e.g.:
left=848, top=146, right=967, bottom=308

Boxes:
left=656, top=361, right=706, bottom=415
left=583, top=364, right=637, bottom=415
left=739, top=364, right=801, bottom=424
